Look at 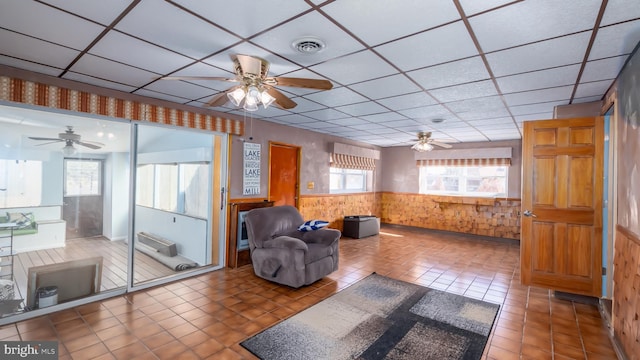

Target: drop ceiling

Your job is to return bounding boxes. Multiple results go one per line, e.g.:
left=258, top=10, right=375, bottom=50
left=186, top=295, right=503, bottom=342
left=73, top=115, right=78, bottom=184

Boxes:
left=1, top=0, right=639, bottom=147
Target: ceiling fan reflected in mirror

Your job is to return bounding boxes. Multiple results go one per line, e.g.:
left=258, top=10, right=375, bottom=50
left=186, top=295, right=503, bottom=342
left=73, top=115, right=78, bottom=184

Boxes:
left=160, top=54, right=333, bottom=111
left=411, top=132, right=454, bottom=152
left=28, top=126, right=104, bottom=156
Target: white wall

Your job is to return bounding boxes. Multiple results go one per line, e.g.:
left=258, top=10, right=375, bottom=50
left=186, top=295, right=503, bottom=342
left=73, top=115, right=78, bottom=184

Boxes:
left=134, top=205, right=208, bottom=265
left=103, top=152, right=130, bottom=241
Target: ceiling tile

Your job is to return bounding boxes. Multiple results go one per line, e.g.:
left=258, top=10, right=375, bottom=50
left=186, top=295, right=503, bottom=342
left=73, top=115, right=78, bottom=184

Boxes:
left=143, top=79, right=219, bottom=101
left=376, top=21, right=479, bottom=71
left=0, top=55, right=62, bottom=77
left=509, top=101, right=567, bottom=116
left=327, top=117, right=370, bottom=126
left=398, top=104, right=454, bottom=120
left=322, top=0, right=460, bottom=46
left=0, top=1, right=105, bottom=50
left=515, top=112, right=554, bottom=122
left=133, top=88, right=190, bottom=103
left=271, top=114, right=317, bottom=124
left=63, top=72, right=137, bottom=93
left=360, top=112, right=409, bottom=123
left=407, top=56, right=491, bottom=90
left=172, top=0, right=311, bottom=38
left=69, top=53, right=160, bottom=88
left=600, top=0, right=640, bottom=26
left=115, top=0, right=241, bottom=60
left=470, top=0, right=600, bottom=52
left=573, top=95, right=605, bottom=103
left=334, top=102, right=389, bottom=117
left=303, top=108, right=351, bottom=121
left=377, top=92, right=438, bottom=110
left=309, top=50, right=397, bottom=85
left=430, top=80, right=498, bottom=103
left=349, top=74, right=421, bottom=100
left=445, top=96, right=505, bottom=112
left=41, top=0, right=132, bottom=26
left=286, top=97, right=326, bottom=113
left=303, top=87, right=367, bottom=107
left=89, top=31, right=193, bottom=74
left=497, top=64, right=581, bottom=93
left=0, top=30, right=80, bottom=69
left=575, top=80, right=613, bottom=98
left=459, top=0, right=514, bottom=16
left=251, top=11, right=365, bottom=66
left=588, top=20, right=640, bottom=60
left=503, top=86, right=574, bottom=106
left=348, top=123, right=389, bottom=131
left=486, top=32, right=591, bottom=76
left=581, top=56, right=628, bottom=82
left=457, top=108, right=511, bottom=121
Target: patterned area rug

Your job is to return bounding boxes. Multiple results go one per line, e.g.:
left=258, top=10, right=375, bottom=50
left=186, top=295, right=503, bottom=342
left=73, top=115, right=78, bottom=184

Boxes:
left=241, top=273, right=500, bottom=360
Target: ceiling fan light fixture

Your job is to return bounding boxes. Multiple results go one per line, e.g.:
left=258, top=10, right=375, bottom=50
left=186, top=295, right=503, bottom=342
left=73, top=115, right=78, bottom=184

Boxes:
left=62, top=143, right=77, bottom=156
left=260, top=91, right=275, bottom=108
left=227, top=87, right=246, bottom=107
left=411, top=142, right=433, bottom=152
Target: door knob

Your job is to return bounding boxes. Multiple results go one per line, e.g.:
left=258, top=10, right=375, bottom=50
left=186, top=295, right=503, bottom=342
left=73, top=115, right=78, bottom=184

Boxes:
left=523, top=210, right=537, bottom=217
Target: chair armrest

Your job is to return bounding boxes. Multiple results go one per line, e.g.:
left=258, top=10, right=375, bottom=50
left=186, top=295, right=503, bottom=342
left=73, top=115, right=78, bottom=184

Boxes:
left=301, top=228, right=341, bottom=245
left=264, top=236, right=309, bottom=251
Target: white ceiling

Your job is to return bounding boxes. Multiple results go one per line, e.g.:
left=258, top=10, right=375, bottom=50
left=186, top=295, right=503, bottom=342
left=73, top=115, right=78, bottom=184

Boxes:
left=1, top=0, right=639, bottom=148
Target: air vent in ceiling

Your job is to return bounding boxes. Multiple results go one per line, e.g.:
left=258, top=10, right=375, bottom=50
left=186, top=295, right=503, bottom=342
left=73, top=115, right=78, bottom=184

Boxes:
left=292, top=37, right=326, bottom=54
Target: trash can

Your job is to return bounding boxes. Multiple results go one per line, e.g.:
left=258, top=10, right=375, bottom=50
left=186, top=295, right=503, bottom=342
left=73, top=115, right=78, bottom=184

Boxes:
left=343, top=215, right=380, bottom=239
left=36, top=286, right=58, bottom=308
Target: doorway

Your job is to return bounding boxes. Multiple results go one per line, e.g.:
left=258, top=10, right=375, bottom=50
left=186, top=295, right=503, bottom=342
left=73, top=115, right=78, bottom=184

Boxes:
left=63, top=158, right=104, bottom=239
left=268, top=142, right=300, bottom=207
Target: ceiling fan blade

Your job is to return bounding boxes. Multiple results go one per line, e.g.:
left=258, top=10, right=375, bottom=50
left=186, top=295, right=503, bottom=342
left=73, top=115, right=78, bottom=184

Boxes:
left=28, top=136, right=61, bottom=141
left=160, top=76, right=237, bottom=82
left=267, top=77, right=333, bottom=90
left=264, top=87, right=297, bottom=109
left=235, top=54, right=269, bottom=79
left=34, top=140, right=64, bottom=146
left=75, top=141, right=103, bottom=149
left=205, top=90, right=233, bottom=107
left=431, top=141, right=453, bottom=149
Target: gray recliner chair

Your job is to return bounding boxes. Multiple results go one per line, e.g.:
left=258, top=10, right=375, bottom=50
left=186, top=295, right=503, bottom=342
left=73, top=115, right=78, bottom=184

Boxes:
left=244, top=205, right=340, bottom=288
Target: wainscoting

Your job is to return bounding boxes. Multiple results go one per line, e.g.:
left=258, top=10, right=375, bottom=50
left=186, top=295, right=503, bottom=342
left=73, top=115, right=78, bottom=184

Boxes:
left=612, top=225, right=640, bottom=358
left=299, top=192, right=520, bottom=241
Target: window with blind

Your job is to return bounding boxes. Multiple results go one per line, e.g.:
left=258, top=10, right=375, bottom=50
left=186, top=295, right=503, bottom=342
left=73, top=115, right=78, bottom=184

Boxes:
left=419, top=165, right=508, bottom=196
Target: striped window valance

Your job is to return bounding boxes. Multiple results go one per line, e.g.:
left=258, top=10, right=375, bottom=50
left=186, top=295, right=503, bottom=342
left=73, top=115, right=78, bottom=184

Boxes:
left=331, top=153, right=376, bottom=170
left=416, top=158, right=511, bottom=167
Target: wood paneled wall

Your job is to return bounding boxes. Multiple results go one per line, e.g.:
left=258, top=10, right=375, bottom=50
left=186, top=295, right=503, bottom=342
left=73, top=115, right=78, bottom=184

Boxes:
left=297, top=192, right=521, bottom=240
left=612, top=225, right=640, bottom=359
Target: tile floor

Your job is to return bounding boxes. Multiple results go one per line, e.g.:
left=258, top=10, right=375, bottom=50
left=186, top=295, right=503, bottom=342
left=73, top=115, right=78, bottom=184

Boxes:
left=0, top=225, right=618, bottom=359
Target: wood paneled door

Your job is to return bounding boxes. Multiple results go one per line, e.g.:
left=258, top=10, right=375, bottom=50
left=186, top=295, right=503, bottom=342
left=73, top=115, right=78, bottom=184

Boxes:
left=521, top=117, right=603, bottom=297
left=268, top=142, right=300, bottom=207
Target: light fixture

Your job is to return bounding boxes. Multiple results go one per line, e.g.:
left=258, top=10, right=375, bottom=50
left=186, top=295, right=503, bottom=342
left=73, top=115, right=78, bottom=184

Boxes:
left=411, top=141, right=434, bottom=152
left=226, top=85, right=276, bottom=111
left=62, top=142, right=77, bottom=156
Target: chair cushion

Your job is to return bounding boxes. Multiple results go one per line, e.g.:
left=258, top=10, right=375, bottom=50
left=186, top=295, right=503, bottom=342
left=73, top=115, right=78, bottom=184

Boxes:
left=305, top=243, right=334, bottom=263
left=298, top=220, right=329, bottom=232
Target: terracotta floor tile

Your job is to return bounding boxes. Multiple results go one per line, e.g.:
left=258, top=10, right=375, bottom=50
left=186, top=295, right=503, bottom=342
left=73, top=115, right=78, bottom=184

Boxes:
left=6, top=225, right=618, bottom=360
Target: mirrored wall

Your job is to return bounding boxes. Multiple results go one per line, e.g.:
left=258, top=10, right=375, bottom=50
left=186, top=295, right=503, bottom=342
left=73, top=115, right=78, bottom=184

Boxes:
left=0, top=104, right=227, bottom=322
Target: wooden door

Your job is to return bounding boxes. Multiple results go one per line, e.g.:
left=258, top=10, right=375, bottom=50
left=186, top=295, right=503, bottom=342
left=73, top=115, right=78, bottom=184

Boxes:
left=521, top=117, right=603, bottom=297
left=268, top=142, right=300, bottom=207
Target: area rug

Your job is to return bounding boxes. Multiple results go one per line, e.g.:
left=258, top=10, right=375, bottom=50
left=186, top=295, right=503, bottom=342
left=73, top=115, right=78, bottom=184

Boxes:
left=241, top=273, right=500, bottom=360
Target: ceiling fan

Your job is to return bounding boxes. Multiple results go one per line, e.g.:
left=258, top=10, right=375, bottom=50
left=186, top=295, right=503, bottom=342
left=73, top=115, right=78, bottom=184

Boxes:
left=411, top=132, right=454, bottom=152
left=28, top=126, right=104, bottom=155
left=160, top=54, right=333, bottom=111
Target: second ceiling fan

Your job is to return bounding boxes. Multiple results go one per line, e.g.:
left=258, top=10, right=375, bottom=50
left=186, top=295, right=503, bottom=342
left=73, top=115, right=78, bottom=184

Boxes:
left=161, top=54, right=333, bottom=111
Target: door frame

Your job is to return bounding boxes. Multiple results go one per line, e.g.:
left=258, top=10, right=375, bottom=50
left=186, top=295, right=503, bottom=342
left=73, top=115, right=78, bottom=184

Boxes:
left=268, top=141, right=301, bottom=207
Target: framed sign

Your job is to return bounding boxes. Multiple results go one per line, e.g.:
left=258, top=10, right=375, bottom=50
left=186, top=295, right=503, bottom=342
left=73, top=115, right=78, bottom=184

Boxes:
left=243, top=142, right=261, bottom=195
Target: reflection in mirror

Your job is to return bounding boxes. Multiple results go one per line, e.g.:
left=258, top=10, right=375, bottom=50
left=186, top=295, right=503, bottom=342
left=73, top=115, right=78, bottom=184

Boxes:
left=0, top=104, right=131, bottom=317
left=132, top=124, right=215, bottom=286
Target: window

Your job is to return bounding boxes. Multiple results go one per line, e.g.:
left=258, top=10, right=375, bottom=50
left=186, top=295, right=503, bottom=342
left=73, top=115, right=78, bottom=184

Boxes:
left=64, top=159, right=101, bottom=196
left=419, top=165, right=508, bottom=197
left=0, top=159, right=42, bottom=207
left=135, top=162, right=209, bottom=218
left=330, top=167, right=369, bottom=193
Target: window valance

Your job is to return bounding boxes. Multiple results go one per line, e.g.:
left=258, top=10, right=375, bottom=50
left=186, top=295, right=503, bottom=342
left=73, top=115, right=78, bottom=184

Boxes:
left=330, top=153, right=376, bottom=170
left=414, top=147, right=512, bottom=167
